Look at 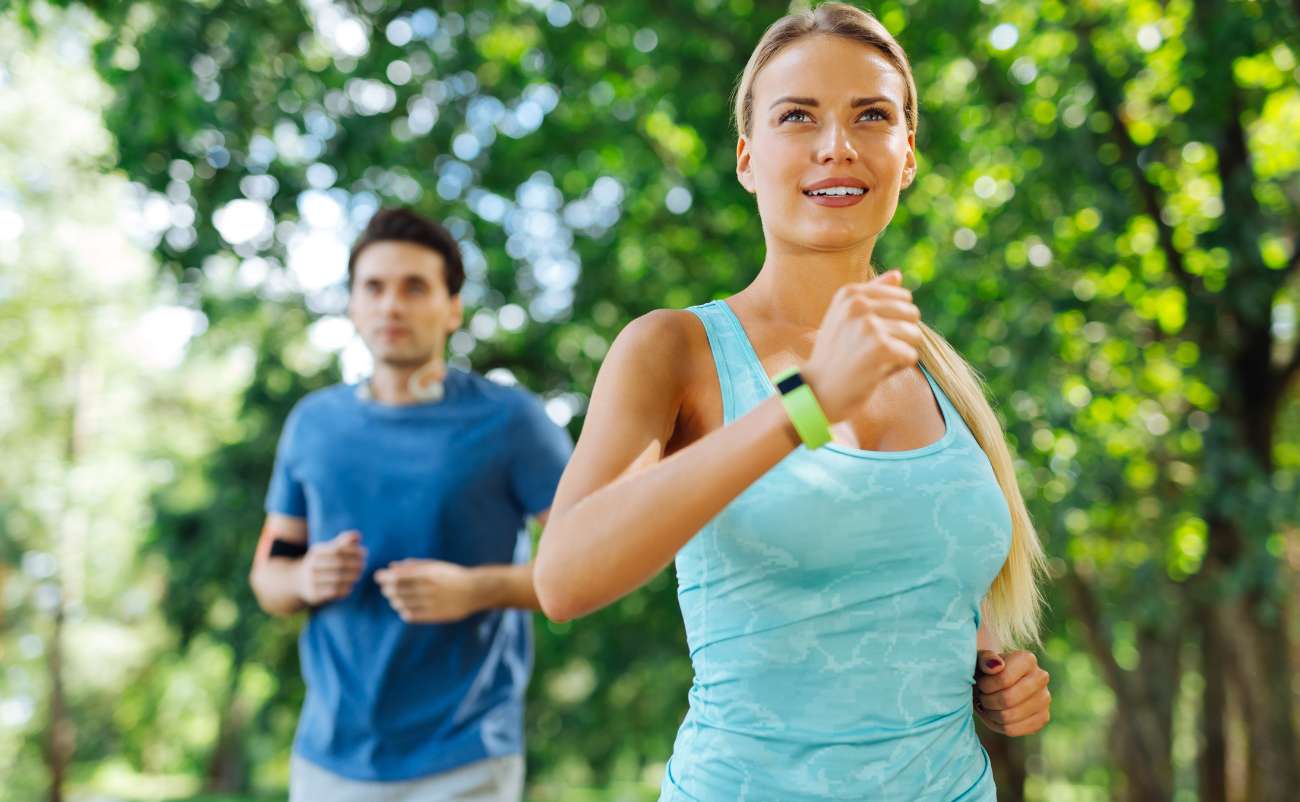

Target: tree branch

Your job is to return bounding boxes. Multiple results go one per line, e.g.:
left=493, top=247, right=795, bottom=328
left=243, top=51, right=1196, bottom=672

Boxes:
left=1073, top=24, right=1201, bottom=298
left=1187, top=1, right=1299, bottom=403
left=1282, top=340, right=1300, bottom=389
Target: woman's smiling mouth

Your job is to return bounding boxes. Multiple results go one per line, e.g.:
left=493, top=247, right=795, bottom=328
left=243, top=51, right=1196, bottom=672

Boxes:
left=802, top=177, right=869, bottom=206
left=795, top=179, right=868, bottom=206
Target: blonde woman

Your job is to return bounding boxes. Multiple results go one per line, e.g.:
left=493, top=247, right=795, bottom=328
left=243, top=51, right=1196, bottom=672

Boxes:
left=536, top=4, right=1051, bottom=799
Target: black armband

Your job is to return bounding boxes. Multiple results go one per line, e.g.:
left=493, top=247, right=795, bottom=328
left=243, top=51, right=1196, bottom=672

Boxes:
left=268, top=538, right=309, bottom=559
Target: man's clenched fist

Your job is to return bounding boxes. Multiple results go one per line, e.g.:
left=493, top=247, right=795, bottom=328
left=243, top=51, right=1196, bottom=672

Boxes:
left=375, top=559, right=483, bottom=623
left=298, top=530, right=367, bottom=605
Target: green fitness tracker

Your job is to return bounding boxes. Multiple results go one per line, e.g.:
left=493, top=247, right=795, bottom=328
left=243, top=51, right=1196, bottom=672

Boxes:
left=773, top=367, right=832, bottom=450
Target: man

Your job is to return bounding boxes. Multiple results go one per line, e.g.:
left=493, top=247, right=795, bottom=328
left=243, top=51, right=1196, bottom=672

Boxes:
left=250, top=207, right=572, bottom=802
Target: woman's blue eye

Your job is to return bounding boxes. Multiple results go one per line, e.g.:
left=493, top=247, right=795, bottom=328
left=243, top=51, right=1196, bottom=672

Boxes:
left=780, top=108, right=889, bottom=124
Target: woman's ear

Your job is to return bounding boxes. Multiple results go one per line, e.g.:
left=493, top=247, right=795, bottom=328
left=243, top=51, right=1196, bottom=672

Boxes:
left=736, top=135, right=757, bottom=194
left=900, top=130, right=917, bottom=190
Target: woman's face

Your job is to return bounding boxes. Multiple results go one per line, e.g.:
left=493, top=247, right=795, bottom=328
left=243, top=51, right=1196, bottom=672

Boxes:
left=738, top=35, right=916, bottom=254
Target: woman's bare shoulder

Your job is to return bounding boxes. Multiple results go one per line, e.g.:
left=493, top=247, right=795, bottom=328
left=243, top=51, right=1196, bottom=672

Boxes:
left=608, top=307, right=728, bottom=450
left=605, top=307, right=712, bottom=386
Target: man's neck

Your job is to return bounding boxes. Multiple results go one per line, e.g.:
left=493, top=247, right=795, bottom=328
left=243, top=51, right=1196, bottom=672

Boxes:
left=367, top=362, right=424, bottom=405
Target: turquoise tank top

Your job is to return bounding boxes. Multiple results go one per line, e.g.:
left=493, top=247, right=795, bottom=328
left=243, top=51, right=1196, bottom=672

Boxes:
left=660, top=301, right=1011, bottom=802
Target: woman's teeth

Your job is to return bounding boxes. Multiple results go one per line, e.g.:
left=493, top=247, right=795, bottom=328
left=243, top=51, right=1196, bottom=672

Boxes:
left=804, top=187, right=866, bottom=196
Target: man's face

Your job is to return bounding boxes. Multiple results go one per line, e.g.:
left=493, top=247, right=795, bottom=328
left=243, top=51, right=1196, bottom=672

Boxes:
left=348, top=241, right=463, bottom=368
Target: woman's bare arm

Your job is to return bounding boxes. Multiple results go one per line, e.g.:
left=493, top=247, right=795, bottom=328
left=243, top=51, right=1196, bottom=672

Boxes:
left=535, top=274, right=923, bottom=621
left=533, top=309, right=801, bottom=621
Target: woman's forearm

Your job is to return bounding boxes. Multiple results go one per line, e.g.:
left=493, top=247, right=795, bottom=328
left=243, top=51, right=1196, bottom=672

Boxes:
left=536, top=396, right=800, bottom=621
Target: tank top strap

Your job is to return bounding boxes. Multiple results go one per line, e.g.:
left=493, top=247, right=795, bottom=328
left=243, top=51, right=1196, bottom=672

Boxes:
left=689, top=301, right=965, bottom=435
left=686, top=300, right=773, bottom=423
left=918, top=363, right=966, bottom=438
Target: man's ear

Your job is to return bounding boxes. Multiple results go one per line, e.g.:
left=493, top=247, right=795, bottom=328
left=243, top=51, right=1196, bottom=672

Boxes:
left=900, top=130, right=917, bottom=190
left=346, top=285, right=360, bottom=328
left=447, top=294, right=464, bottom=334
left=736, top=135, right=757, bottom=194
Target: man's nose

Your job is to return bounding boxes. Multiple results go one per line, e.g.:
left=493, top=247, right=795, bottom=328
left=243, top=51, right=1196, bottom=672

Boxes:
left=378, top=290, right=404, bottom=316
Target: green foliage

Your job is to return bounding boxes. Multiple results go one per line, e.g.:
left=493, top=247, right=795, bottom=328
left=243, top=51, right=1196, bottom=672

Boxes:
left=3, top=0, right=1299, bottom=798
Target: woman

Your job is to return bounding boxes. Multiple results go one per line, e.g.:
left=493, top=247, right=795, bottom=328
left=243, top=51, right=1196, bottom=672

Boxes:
left=535, top=5, right=1050, bottom=800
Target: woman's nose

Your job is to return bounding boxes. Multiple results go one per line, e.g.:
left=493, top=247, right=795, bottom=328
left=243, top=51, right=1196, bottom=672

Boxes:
left=817, top=122, right=858, bottom=164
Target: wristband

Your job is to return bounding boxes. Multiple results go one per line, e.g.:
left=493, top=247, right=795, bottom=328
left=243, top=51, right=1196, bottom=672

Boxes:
left=772, top=368, right=832, bottom=450
left=269, top=538, right=309, bottom=559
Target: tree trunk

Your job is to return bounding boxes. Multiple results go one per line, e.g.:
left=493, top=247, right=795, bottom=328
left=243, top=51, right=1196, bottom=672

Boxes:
left=978, top=726, right=1025, bottom=802
left=1224, top=667, right=1249, bottom=802
left=1227, top=605, right=1299, bottom=802
left=203, top=656, right=248, bottom=793
left=1203, top=517, right=1300, bottom=801
left=1066, top=569, right=1173, bottom=800
left=45, top=362, right=83, bottom=802
left=1130, top=626, right=1178, bottom=802
left=1200, top=610, right=1228, bottom=802
left=1286, top=527, right=1300, bottom=778
left=44, top=602, right=71, bottom=802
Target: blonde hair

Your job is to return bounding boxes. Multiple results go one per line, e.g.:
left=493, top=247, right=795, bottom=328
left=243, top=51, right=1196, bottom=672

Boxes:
left=736, top=3, right=1046, bottom=647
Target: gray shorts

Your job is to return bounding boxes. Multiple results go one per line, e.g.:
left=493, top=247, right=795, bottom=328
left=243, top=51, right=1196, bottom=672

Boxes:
left=289, top=754, right=524, bottom=802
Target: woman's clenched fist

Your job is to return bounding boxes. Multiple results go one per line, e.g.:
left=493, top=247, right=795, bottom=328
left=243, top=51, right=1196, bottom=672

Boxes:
left=801, top=270, right=924, bottom=423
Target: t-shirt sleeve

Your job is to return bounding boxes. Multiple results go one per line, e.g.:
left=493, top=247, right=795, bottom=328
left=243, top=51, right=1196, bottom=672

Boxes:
left=508, top=393, right=574, bottom=517
left=265, top=405, right=308, bottom=518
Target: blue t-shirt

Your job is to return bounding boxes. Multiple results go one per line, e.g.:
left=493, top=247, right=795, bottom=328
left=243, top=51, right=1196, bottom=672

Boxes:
left=265, top=368, right=572, bottom=782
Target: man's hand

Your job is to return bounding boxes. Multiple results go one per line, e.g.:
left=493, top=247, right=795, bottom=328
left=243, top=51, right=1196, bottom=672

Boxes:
left=974, top=649, right=1051, bottom=736
left=375, top=559, right=484, bottom=623
left=297, top=530, right=367, bottom=606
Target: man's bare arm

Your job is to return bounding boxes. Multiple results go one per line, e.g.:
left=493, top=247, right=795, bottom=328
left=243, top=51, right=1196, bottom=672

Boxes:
left=250, top=514, right=310, bottom=616
left=249, top=514, right=367, bottom=616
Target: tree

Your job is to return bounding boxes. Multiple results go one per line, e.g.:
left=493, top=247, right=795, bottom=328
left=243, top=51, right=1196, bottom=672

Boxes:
left=0, top=6, right=190, bottom=800
left=12, top=0, right=1299, bottom=798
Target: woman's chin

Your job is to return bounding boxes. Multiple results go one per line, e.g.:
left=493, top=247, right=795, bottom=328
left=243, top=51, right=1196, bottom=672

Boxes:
left=790, top=224, right=879, bottom=253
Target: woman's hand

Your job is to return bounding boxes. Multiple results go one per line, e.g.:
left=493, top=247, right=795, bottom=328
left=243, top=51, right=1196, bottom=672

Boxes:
left=801, top=270, right=923, bottom=423
left=974, top=649, right=1052, bottom=736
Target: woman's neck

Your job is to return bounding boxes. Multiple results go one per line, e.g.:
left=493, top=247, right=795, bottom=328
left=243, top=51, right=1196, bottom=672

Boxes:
left=736, top=238, right=879, bottom=329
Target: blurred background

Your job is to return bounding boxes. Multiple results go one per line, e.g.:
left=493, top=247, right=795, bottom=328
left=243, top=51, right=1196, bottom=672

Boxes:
left=2, top=0, right=1298, bottom=800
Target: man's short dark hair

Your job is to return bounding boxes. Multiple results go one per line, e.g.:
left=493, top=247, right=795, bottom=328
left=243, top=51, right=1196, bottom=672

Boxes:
left=347, top=208, right=465, bottom=296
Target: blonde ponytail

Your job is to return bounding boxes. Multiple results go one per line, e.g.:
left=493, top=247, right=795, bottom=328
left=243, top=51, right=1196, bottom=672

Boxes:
left=919, top=323, right=1047, bottom=647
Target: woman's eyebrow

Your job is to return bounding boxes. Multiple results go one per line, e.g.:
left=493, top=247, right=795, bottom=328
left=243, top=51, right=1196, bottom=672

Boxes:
left=767, top=95, right=897, bottom=109
left=769, top=95, right=818, bottom=108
